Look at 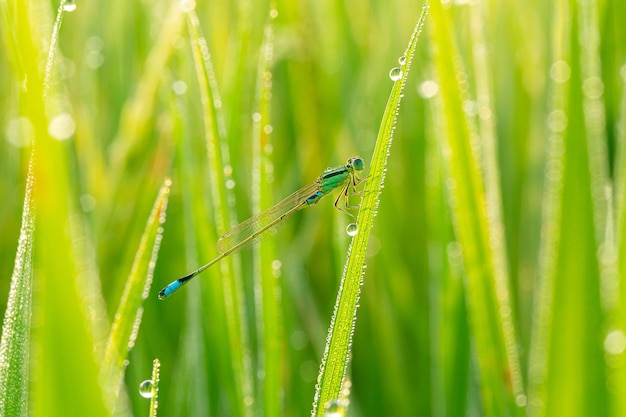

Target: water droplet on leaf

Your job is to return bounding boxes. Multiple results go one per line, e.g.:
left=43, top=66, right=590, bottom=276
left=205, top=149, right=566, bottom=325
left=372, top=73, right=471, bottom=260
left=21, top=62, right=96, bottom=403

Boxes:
left=178, top=0, right=195, bottom=12
left=389, top=67, right=402, bottom=81
left=139, top=380, right=155, bottom=398
left=324, top=398, right=348, bottom=416
left=62, top=0, right=76, bottom=12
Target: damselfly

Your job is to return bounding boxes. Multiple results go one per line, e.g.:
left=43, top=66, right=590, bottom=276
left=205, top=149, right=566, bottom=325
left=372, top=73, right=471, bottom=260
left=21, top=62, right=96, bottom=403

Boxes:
left=158, top=157, right=365, bottom=299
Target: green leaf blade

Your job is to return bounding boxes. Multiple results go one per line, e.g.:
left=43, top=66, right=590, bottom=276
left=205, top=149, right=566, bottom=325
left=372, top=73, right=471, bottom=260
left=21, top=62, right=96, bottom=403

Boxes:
left=312, top=4, right=430, bottom=415
left=0, top=159, right=35, bottom=417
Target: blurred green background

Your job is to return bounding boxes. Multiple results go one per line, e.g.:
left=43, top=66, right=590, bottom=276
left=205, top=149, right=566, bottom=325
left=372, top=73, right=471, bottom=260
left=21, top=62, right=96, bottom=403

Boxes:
left=1, top=0, right=626, bottom=416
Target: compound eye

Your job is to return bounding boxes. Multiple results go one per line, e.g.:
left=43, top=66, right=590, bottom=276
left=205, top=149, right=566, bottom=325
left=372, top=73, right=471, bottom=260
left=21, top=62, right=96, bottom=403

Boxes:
left=351, top=158, right=364, bottom=171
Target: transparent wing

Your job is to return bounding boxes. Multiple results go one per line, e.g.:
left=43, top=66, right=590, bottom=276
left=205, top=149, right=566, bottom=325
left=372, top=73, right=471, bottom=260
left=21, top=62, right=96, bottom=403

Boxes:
left=216, top=180, right=321, bottom=254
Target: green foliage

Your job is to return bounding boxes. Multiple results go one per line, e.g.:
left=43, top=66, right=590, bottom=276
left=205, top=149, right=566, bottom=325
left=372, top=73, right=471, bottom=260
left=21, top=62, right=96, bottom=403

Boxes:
left=1, top=0, right=625, bottom=416
left=313, top=6, right=429, bottom=416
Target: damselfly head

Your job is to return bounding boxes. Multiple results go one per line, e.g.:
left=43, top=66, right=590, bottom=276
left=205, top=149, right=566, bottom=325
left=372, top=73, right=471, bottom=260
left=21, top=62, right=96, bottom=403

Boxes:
left=347, top=157, right=364, bottom=172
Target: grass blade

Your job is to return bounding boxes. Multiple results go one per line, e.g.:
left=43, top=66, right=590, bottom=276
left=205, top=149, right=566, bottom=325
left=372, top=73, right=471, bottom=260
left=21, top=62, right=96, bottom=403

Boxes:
left=528, top=0, right=609, bottom=416
left=251, top=12, right=282, bottom=417
left=311, top=4, right=430, bottom=415
left=429, top=0, right=524, bottom=415
left=576, top=0, right=623, bottom=416
left=0, top=158, right=35, bottom=417
left=526, top=0, right=571, bottom=414
left=139, top=358, right=160, bottom=417
left=101, top=179, right=171, bottom=410
left=614, top=62, right=626, bottom=417
left=5, top=0, right=111, bottom=414
left=185, top=6, right=253, bottom=416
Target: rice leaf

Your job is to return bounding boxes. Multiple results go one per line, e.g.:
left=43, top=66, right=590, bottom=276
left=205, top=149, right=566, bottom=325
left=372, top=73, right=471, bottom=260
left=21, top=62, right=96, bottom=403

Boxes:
left=429, top=0, right=524, bottom=414
left=0, top=158, right=35, bottom=417
left=311, top=4, right=430, bottom=415
left=100, top=179, right=170, bottom=410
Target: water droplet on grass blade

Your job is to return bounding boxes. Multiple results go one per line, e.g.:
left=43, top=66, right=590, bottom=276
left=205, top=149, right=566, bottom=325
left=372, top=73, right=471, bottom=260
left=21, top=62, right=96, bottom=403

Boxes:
left=324, top=398, right=348, bottom=416
left=272, top=259, right=282, bottom=277
left=389, top=67, right=402, bottom=81
left=5, top=117, right=34, bottom=147
left=178, top=0, right=195, bottom=12
left=418, top=80, right=439, bottom=98
left=62, top=0, right=76, bottom=12
left=398, top=55, right=407, bottom=66
left=547, top=110, right=567, bottom=133
left=172, top=80, right=187, bottom=95
left=582, top=76, right=604, bottom=99
left=346, top=223, right=358, bottom=236
left=604, top=329, right=626, bottom=355
left=549, top=60, right=570, bottom=83
left=139, top=380, right=155, bottom=398
left=48, top=113, right=75, bottom=140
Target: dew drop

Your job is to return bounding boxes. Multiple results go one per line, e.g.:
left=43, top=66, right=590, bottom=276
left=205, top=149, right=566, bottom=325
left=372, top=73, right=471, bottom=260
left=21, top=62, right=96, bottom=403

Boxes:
left=62, top=0, right=76, bottom=12
left=86, top=51, right=104, bottom=69
left=604, top=329, right=626, bottom=355
left=269, top=8, right=278, bottom=19
left=80, top=194, right=96, bottom=212
left=139, top=380, right=155, bottom=398
left=549, top=60, right=570, bottom=83
left=398, top=55, right=407, bottom=66
left=178, top=0, right=195, bottom=12
left=547, top=110, right=567, bottom=133
left=172, top=80, right=187, bottom=95
left=346, top=223, right=358, bottom=236
left=582, top=76, right=604, bottom=99
left=48, top=113, right=75, bottom=140
left=418, top=80, right=439, bottom=98
left=462, top=100, right=478, bottom=117
left=324, top=398, right=347, bottom=416
left=5, top=117, right=34, bottom=148
left=271, top=259, right=282, bottom=278
left=389, top=67, right=402, bottom=81
left=86, top=36, right=103, bottom=52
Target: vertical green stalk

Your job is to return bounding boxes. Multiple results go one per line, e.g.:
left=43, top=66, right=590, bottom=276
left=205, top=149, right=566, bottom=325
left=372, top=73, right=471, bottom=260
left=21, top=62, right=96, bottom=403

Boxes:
left=0, top=157, right=34, bottom=417
left=185, top=6, right=253, bottom=416
left=0, top=0, right=60, bottom=410
left=614, top=62, right=626, bottom=417
left=576, top=1, right=623, bottom=416
left=528, top=0, right=609, bottom=415
left=312, top=4, right=430, bottom=416
left=174, top=96, right=212, bottom=415
left=8, top=0, right=109, bottom=414
left=252, top=13, right=282, bottom=417
left=468, top=1, right=525, bottom=405
left=526, top=0, right=570, bottom=413
left=100, top=179, right=171, bottom=410
left=148, top=359, right=160, bottom=417
left=429, top=0, right=524, bottom=415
